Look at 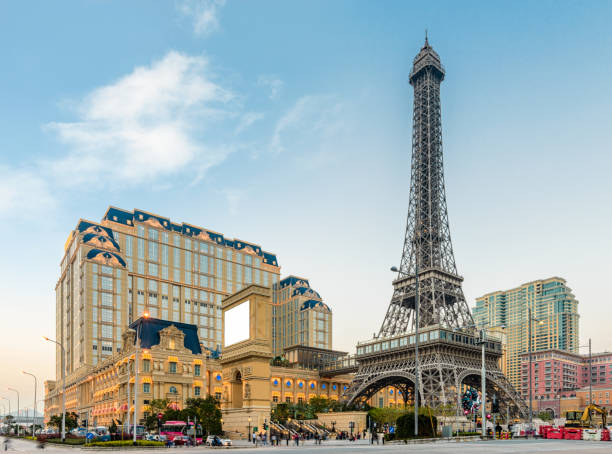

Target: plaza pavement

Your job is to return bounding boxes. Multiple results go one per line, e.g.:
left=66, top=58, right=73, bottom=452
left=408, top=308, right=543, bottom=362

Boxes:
left=4, top=437, right=612, bottom=453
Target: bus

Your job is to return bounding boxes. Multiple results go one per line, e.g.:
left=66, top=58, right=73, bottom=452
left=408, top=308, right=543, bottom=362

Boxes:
left=160, top=421, right=203, bottom=444
left=118, top=424, right=146, bottom=440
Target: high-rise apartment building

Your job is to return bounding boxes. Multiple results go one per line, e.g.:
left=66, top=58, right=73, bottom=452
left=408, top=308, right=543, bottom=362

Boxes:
left=473, top=277, right=579, bottom=392
left=55, top=207, right=281, bottom=381
left=271, top=276, right=332, bottom=357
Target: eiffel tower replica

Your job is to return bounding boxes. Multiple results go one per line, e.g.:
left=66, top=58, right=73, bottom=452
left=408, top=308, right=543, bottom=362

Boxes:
left=344, top=38, right=528, bottom=419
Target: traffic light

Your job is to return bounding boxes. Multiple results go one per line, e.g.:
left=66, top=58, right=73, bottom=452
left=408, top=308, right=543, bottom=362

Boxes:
left=492, top=395, right=499, bottom=414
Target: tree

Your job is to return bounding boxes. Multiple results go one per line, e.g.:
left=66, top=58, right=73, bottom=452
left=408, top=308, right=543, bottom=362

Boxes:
left=147, top=399, right=170, bottom=417
left=538, top=411, right=553, bottom=421
left=368, top=407, right=408, bottom=427
left=395, top=409, right=437, bottom=439
left=48, top=412, right=79, bottom=431
left=183, top=397, right=222, bottom=436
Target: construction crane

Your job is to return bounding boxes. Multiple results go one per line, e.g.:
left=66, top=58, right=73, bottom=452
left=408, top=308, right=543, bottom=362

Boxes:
left=581, top=404, right=607, bottom=428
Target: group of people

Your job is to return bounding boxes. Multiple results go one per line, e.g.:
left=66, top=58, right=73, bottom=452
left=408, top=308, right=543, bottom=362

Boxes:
left=252, top=431, right=326, bottom=446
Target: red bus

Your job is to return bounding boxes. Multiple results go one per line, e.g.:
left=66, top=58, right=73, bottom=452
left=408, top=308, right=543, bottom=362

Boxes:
left=160, top=421, right=203, bottom=444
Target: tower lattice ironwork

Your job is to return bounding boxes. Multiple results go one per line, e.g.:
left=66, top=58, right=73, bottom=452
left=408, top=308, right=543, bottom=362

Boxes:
left=339, top=38, right=528, bottom=419
left=379, top=36, right=472, bottom=337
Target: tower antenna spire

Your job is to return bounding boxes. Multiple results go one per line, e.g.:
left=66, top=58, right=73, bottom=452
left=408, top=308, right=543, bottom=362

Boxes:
left=425, top=29, right=428, bottom=45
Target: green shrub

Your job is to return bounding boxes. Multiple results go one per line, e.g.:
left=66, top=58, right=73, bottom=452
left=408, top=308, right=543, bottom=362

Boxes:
left=395, top=411, right=438, bottom=439
left=44, top=438, right=86, bottom=445
left=87, top=440, right=164, bottom=447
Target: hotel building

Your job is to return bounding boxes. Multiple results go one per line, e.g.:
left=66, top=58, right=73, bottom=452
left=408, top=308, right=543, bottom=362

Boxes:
left=55, top=207, right=281, bottom=382
left=473, top=277, right=579, bottom=392
left=272, top=276, right=332, bottom=356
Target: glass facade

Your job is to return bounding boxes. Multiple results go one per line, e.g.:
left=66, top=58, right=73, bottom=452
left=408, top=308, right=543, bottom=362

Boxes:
left=473, top=277, right=579, bottom=393
left=56, top=208, right=280, bottom=377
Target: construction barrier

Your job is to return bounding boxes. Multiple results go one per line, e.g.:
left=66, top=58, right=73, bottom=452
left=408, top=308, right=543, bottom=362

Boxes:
left=539, top=425, right=553, bottom=438
left=546, top=428, right=563, bottom=439
left=582, top=429, right=601, bottom=441
left=563, top=427, right=582, bottom=440
left=601, top=429, right=610, bottom=441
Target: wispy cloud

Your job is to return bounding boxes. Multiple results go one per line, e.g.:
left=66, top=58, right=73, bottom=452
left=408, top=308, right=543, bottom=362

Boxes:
left=257, top=75, right=284, bottom=100
left=177, top=0, right=226, bottom=36
left=235, top=112, right=264, bottom=134
left=0, top=165, right=55, bottom=218
left=271, top=95, right=344, bottom=159
left=46, top=51, right=236, bottom=185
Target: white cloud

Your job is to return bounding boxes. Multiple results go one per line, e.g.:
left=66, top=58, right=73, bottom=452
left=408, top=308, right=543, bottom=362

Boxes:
left=46, top=51, right=236, bottom=185
left=177, top=0, right=226, bottom=36
left=270, top=95, right=344, bottom=157
left=0, top=165, right=55, bottom=217
left=257, top=75, right=284, bottom=100
left=235, top=112, right=264, bottom=134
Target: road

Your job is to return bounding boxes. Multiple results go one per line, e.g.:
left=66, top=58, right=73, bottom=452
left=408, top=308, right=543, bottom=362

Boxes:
left=3, top=438, right=611, bottom=453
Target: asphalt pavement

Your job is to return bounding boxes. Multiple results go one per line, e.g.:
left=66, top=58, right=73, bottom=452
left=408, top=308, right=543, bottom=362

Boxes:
left=3, top=437, right=612, bottom=453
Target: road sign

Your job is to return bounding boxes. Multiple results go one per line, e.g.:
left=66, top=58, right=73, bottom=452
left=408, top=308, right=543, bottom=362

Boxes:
left=86, top=433, right=94, bottom=440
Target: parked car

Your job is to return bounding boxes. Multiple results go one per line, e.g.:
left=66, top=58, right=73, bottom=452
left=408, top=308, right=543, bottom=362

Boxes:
left=205, top=435, right=223, bottom=446
left=221, top=438, right=232, bottom=446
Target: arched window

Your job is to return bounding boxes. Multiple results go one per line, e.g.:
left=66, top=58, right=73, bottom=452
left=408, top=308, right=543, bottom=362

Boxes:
left=169, top=386, right=178, bottom=394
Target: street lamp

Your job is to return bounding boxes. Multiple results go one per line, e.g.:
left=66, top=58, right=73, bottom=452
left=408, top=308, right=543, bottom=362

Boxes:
left=458, top=322, right=503, bottom=439
left=8, top=388, right=20, bottom=437
left=578, top=339, right=592, bottom=423
left=391, top=264, right=419, bottom=437
left=22, top=371, right=38, bottom=435
left=527, top=307, right=544, bottom=437
left=248, top=416, right=252, bottom=442
left=133, top=312, right=149, bottom=443
left=43, top=336, right=66, bottom=442
left=1, top=397, right=9, bottom=420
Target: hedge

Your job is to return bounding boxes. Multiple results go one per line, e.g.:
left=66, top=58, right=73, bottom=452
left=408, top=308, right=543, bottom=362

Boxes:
left=396, top=412, right=438, bottom=439
left=87, top=440, right=164, bottom=447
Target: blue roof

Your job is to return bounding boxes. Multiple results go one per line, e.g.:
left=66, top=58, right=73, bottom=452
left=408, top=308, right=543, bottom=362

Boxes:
left=86, top=249, right=126, bottom=267
left=82, top=233, right=121, bottom=251
left=300, top=299, right=331, bottom=312
left=279, top=276, right=310, bottom=288
left=292, top=287, right=321, bottom=299
left=77, top=220, right=114, bottom=239
left=129, top=317, right=202, bottom=355
left=101, top=207, right=279, bottom=266
left=103, top=208, right=134, bottom=227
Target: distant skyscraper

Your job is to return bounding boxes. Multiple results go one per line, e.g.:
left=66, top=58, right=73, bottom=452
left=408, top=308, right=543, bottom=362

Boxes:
left=55, top=207, right=280, bottom=380
left=473, top=277, right=579, bottom=392
left=271, top=276, right=332, bottom=356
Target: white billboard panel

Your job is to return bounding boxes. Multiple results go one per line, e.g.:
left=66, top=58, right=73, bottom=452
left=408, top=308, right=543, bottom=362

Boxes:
left=224, top=300, right=250, bottom=347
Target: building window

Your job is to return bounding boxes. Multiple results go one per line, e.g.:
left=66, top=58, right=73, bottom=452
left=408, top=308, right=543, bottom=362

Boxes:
left=143, top=359, right=150, bottom=372
left=169, top=362, right=177, bottom=373
left=215, top=392, right=222, bottom=401
left=194, top=364, right=201, bottom=376
left=143, top=383, right=150, bottom=393
left=194, top=386, right=201, bottom=396
left=285, top=396, right=292, bottom=403
left=272, top=395, right=279, bottom=403
left=169, top=386, right=177, bottom=394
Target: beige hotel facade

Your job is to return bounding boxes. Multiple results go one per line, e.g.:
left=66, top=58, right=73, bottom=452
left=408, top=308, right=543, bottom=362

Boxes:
left=45, top=207, right=401, bottom=433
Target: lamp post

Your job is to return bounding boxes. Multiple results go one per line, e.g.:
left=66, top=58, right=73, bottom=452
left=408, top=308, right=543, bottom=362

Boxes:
left=22, top=371, right=38, bottom=435
left=248, top=416, right=252, bottom=442
left=44, top=336, right=66, bottom=442
left=1, top=397, right=10, bottom=422
left=527, top=306, right=544, bottom=437
left=577, top=338, right=592, bottom=423
left=391, top=263, right=419, bottom=437
left=133, top=312, right=148, bottom=443
left=8, top=388, right=20, bottom=437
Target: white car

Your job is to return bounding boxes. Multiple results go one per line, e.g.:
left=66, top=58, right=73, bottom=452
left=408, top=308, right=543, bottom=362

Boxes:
left=221, top=439, right=232, bottom=446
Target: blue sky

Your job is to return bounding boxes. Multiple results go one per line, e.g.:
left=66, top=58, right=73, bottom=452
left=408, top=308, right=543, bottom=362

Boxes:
left=1, top=0, right=611, bottom=412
